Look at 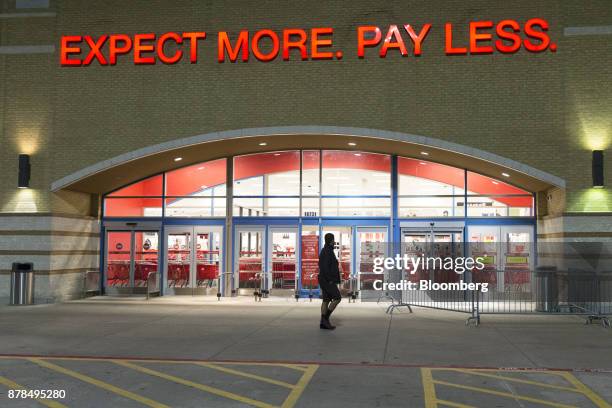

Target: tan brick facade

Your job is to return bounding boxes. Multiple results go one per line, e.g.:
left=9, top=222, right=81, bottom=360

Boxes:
left=0, top=1, right=611, bottom=303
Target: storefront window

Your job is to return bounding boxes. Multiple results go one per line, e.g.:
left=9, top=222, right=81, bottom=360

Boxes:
left=302, top=151, right=320, bottom=196
left=322, top=197, right=390, bottom=217
left=108, top=174, right=163, bottom=197
left=398, top=158, right=465, bottom=217
left=165, top=159, right=226, bottom=196
left=234, top=151, right=300, bottom=196
left=466, top=172, right=533, bottom=217
left=398, top=158, right=465, bottom=195
left=398, top=197, right=465, bottom=218
left=322, top=151, right=390, bottom=196
left=104, top=197, right=163, bottom=217
left=103, top=151, right=534, bottom=219
left=165, top=197, right=227, bottom=217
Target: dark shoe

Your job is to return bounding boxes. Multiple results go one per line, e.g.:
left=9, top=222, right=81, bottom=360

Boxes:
left=320, top=318, right=335, bottom=330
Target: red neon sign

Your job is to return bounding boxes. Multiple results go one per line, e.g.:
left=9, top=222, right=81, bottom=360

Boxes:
left=60, top=18, right=556, bottom=66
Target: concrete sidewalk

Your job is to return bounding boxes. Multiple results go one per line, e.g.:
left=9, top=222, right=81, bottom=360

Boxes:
left=0, top=297, right=611, bottom=407
left=1, top=297, right=611, bottom=369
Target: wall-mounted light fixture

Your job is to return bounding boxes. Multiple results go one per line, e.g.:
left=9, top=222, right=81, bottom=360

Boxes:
left=593, top=150, right=604, bottom=188
left=18, top=154, right=30, bottom=189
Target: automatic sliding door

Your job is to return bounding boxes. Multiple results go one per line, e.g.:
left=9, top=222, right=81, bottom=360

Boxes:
left=165, top=226, right=223, bottom=295
left=357, top=228, right=388, bottom=297
left=236, top=227, right=264, bottom=292
left=194, top=228, right=223, bottom=294
left=269, top=228, right=297, bottom=292
left=321, top=227, right=352, bottom=282
left=166, top=230, right=192, bottom=292
left=105, top=231, right=132, bottom=290
left=134, top=231, right=159, bottom=287
left=105, top=229, right=160, bottom=294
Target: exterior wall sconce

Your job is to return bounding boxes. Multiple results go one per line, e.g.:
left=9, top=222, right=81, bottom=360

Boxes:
left=592, top=150, right=604, bottom=188
left=18, top=154, right=30, bottom=188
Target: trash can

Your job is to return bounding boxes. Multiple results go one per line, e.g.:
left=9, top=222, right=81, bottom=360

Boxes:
left=536, top=266, right=558, bottom=312
left=10, top=262, right=34, bottom=305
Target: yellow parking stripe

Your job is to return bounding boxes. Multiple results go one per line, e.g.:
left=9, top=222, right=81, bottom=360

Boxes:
left=197, top=362, right=297, bottom=389
left=436, top=399, right=476, bottom=408
left=558, top=372, right=612, bottom=408
left=281, top=364, right=318, bottom=408
left=114, top=360, right=275, bottom=408
left=421, top=368, right=438, bottom=408
left=442, top=368, right=582, bottom=393
left=0, top=376, right=67, bottom=408
left=433, top=379, right=579, bottom=408
left=28, top=358, right=169, bottom=408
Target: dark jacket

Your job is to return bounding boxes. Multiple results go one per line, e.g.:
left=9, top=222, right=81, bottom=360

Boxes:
left=318, top=244, right=341, bottom=284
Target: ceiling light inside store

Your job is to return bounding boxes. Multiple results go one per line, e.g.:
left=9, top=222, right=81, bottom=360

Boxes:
left=174, top=157, right=182, bottom=162
left=420, top=152, right=429, bottom=156
left=501, top=172, right=510, bottom=177
left=348, top=142, right=357, bottom=146
left=259, top=142, right=267, bottom=146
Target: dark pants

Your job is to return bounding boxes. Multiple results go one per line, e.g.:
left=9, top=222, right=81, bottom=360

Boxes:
left=318, top=276, right=341, bottom=301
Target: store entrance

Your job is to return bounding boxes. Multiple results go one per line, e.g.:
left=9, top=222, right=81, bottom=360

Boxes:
left=400, top=226, right=464, bottom=285
left=234, top=225, right=298, bottom=296
left=321, top=225, right=389, bottom=299
left=164, top=226, right=223, bottom=295
left=467, top=225, right=534, bottom=293
left=104, top=227, right=160, bottom=295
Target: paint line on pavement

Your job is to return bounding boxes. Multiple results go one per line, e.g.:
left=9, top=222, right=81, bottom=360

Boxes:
left=0, top=375, right=67, bottom=408
left=114, top=360, right=276, bottom=408
left=28, top=358, right=169, bottom=408
left=197, top=362, right=297, bottom=389
left=281, top=364, right=318, bottom=408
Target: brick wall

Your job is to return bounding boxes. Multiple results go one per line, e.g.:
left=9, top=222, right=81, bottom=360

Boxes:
left=0, top=0, right=611, bottom=214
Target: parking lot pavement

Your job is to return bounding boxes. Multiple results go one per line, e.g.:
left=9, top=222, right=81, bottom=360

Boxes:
left=1, top=356, right=611, bottom=407
left=1, top=298, right=611, bottom=406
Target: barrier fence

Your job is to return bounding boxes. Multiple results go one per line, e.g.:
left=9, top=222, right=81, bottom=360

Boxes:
left=386, top=268, right=612, bottom=327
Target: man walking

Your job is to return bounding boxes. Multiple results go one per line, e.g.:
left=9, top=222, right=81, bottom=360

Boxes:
left=318, top=233, right=342, bottom=330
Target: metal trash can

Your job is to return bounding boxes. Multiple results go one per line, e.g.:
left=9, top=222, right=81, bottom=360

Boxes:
left=536, top=266, right=558, bottom=312
left=10, top=262, right=34, bottom=305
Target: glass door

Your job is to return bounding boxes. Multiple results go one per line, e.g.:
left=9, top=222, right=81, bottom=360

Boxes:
left=166, top=229, right=192, bottom=294
left=194, top=228, right=222, bottom=294
left=501, top=226, right=534, bottom=293
left=401, top=228, right=463, bottom=284
left=235, top=226, right=265, bottom=294
left=356, top=228, right=388, bottom=297
left=105, top=229, right=160, bottom=295
left=468, top=226, right=502, bottom=291
left=321, top=226, right=352, bottom=285
left=165, top=226, right=223, bottom=295
left=105, top=231, right=132, bottom=292
left=134, top=231, right=160, bottom=288
left=268, top=227, right=298, bottom=293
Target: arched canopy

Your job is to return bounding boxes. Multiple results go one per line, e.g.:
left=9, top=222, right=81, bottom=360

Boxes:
left=52, top=126, right=565, bottom=195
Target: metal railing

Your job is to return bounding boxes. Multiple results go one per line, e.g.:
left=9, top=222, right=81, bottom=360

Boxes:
left=388, top=269, right=612, bottom=327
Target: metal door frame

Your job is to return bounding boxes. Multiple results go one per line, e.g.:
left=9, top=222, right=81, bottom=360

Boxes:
left=164, top=225, right=224, bottom=295
left=102, top=221, right=161, bottom=295
left=267, top=226, right=299, bottom=294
